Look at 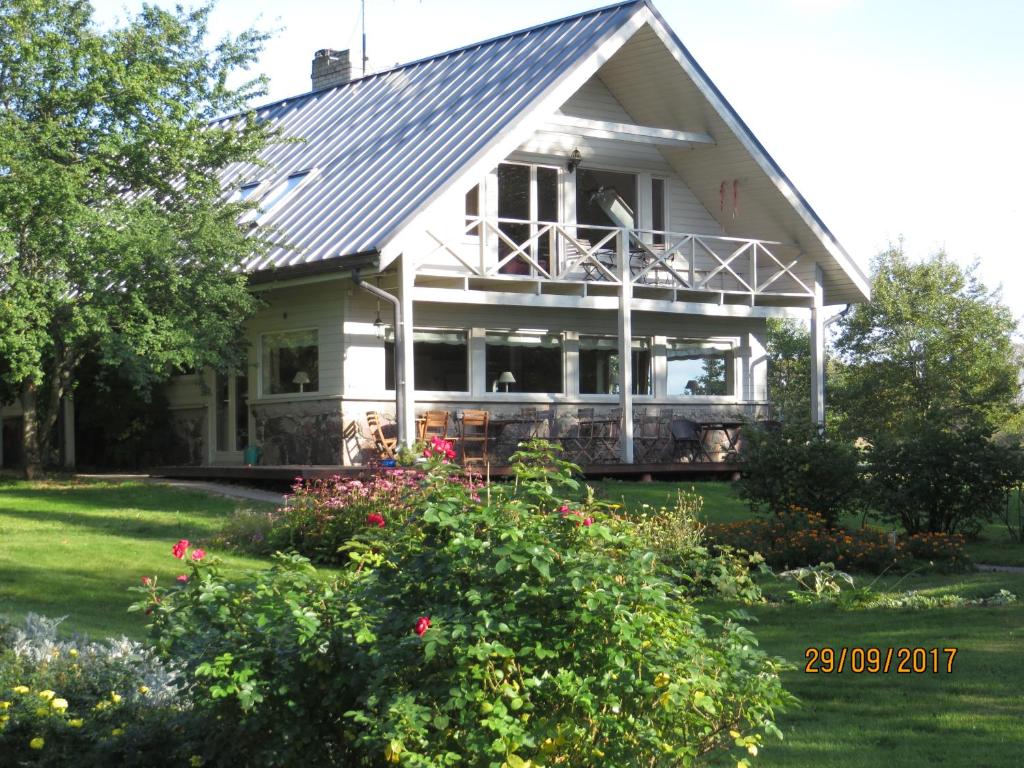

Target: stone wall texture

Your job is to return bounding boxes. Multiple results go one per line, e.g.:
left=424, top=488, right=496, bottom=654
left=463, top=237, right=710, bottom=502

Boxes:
left=252, top=399, right=343, bottom=465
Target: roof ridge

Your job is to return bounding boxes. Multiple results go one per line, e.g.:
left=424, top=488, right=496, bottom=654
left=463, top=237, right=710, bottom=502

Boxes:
left=222, top=0, right=645, bottom=120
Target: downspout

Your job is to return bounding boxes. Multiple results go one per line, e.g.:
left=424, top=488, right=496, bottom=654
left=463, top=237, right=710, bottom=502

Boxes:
left=351, top=269, right=408, bottom=446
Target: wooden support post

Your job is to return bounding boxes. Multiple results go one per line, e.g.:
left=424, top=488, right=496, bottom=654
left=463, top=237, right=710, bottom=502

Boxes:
left=810, top=264, right=825, bottom=432
left=617, top=231, right=634, bottom=464
left=62, top=393, right=75, bottom=470
left=399, top=255, right=417, bottom=447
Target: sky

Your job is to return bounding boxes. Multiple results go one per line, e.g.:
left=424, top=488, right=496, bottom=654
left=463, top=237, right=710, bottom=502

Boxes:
left=90, top=0, right=1024, bottom=327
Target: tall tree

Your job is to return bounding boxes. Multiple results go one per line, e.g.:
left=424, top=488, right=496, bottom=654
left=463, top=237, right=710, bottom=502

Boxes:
left=764, top=317, right=811, bottom=426
left=831, top=245, right=1021, bottom=440
left=0, top=1, right=274, bottom=477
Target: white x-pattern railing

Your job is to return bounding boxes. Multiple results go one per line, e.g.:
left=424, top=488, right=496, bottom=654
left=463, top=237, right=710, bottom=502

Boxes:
left=422, top=218, right=813, bottom=299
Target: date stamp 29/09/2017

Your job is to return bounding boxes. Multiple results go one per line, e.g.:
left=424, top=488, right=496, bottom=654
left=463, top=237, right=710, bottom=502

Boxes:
left=804, top=647, right=958, bottom=674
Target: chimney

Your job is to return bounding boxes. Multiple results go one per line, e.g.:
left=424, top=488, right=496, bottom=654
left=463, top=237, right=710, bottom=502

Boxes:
left=311, top=48, right=352, bottom=91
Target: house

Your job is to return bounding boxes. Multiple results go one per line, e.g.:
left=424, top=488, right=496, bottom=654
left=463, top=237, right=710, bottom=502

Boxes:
left=0, top=0, right=869, bottom=472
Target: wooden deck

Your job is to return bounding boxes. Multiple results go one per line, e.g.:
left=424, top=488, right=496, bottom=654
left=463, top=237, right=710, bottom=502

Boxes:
left=150, top=461, right=741, bottom=485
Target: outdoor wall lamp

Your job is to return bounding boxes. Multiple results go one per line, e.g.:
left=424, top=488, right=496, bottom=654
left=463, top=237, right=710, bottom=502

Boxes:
left=566, top=147, right=582, bottom=174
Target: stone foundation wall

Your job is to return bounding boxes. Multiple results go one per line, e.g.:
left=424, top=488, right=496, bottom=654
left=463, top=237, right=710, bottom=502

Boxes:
left=166, top=408, right=206, bottom=466
left=252, top=399, right=343, bottom=465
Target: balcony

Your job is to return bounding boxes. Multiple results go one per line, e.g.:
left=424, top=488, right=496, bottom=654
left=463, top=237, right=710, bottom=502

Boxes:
left=421, top=217, right=814, bottom=305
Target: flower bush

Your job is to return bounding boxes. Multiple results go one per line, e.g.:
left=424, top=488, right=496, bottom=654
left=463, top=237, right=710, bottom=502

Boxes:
left=0, top=613, right=195, bottom=767
left=136, top=440, right=794, bottom=767
left=903, top=531, right=969, bottom=568
left=263, top=468, right=428, bottom=562
left=707, top=508, right=911, bottom=573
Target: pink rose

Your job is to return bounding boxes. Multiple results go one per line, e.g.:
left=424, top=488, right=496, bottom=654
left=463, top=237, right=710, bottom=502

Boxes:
left=414, top=616, right=431, bottom=637
left=172, top=539, right=189, bottom=559
left=581, top=517, right=594, bottom=527
left=176, top=574, right=189, bottom=583
left=559, top=505, right=570, bottom=517
left=191, top=549, right=206, bottom=561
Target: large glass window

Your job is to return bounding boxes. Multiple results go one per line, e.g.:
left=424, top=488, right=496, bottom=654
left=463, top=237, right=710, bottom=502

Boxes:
left=485, top=332, right=562, bottom=393
left=651, top=177, right=666, bottom=246
left=666, top=340, right=733, bottom=396
left=578, top=336, right=652, bottom=395
left=576, top=168, right=637, bottom=244
left=261, top=329, right=319, bottom=395
left=385, top=330, right=469, bottom=391
left=497, top=163, right=559, bottom=275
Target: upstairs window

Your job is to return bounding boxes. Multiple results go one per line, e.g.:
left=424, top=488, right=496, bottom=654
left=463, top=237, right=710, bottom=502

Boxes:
left=256, top=171, right=312, bottom=221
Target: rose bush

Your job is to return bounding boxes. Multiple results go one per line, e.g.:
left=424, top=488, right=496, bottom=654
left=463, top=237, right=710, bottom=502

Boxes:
left=137, top=440, right=793, bottom=767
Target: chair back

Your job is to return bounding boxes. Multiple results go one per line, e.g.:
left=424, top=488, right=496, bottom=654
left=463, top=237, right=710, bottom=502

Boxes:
left=366, top=411, right=397, bottom=459
left=670, top=419, right=699, bottom=442
left=419, top=410, right=450, bottom=442
left=460, top=409, right=490, bottom=466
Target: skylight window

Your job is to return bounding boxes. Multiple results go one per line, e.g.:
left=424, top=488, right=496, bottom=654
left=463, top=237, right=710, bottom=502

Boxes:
left=257, top=171, right=310, bottom=219
left=237, top=181, right=261, bottom=201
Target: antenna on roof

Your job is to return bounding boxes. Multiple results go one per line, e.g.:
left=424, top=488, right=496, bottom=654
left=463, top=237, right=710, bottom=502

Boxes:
left=361, top=0, right=368, bottom=75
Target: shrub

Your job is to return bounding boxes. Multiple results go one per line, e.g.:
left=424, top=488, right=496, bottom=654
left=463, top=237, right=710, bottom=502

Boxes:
left=903, top=531, right=969, bottom=568
left=139, top=440, right=794, bottom=768
left=0, top=614, right=195, bottom=767
left=866, top=422, right=1022, bottom=535
left=737, top=425, right=864, bottom=526
left=631, top=489, right=765, bottom=603
left=707, top=509, right=909, bottom=573
left=265, top=468, right=429, bottom=562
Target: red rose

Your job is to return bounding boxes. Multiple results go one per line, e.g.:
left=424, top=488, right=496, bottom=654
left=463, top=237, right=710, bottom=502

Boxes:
left=414, top=616, right=431, bottom=637
left=581, top=517, right=594, bottom=527
left=366, top=513, right=386, bottom=528
left=176, top=574, right=189, bottom=583
left=172, top=539, right=189, bottom=559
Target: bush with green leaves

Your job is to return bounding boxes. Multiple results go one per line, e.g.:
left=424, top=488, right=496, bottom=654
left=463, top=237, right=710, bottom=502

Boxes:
left=0, top=613, right=197, bottom=767
left=866, top=422, right=1022, bottom=535
left=138, top=440, right=794, bottom=768
left=737, top=425, right=864, bottom=526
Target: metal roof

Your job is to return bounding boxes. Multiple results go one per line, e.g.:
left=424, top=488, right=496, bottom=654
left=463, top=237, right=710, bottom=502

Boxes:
left=223, top=0, right=644, bottom=274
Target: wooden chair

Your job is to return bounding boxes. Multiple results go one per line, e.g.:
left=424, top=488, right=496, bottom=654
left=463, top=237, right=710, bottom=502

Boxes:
left=418, top=410, right=449, bottom=442
left=669, top=419, right=703, bottom=463
left=366, top=411, right=397, bottom=460
left=459, top=409, right=490, bottom=467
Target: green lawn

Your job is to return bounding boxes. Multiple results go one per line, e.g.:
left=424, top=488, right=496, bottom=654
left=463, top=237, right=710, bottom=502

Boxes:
left=595, top=478, right=1024, bottom=566
left=3, top=476, right=1023, bottom=766
left=728, top=572, right=1024, bottom=768
left=0, top=478, right=274, bottom=638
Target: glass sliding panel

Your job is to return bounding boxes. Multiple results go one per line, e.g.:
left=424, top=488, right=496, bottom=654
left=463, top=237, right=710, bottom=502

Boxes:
left=666, top=340, right=733, bottom=396
left=215, top=372, right=229, bottom=451
left=576, top=168, right=637, bottom=245
left=536, top=166, right=558, bottom=274
left=579, top=336, right=652, bottom=395
left=234, top=373, right=249, bottom=450
left=497, top=163, right=531, bottom=275
left=261, top=329, right=319, bottom=395
left=465, top=184, right=480, bottom=237
left=485, top=332, right=562, bottom=393
left=651, top=178, right=666, bottom=246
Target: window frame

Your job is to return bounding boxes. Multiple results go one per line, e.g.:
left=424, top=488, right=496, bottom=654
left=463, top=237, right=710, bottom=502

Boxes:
left=384, top=327, right=471, bottom=394
left=577, top=335, right=654, bottom=397
left=484, top=329, right=564, bottom=395
left=665, top=338, right=736, bottom=399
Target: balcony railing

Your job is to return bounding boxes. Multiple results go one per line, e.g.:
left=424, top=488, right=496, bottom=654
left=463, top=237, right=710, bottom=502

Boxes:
left=423, top=218, right=813, bottom=300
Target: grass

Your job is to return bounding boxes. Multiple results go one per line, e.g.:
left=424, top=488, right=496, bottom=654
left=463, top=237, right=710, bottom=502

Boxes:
left=723, top=571, right=1024, bottom=768
left=0, top=478, right=275, bottom=639
left=595, top=479, right=1024, bottom=566
left=3, top=475, right=1022, bottom=765
left=598, top=478, right=1024, bottom=767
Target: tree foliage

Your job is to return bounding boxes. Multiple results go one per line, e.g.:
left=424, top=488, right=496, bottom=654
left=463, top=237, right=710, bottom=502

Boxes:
left=831, top=245, right=1021, bottom=439
left=0, top=0, right=274, bottom=475
left=765, top=318, right=811, bottom=426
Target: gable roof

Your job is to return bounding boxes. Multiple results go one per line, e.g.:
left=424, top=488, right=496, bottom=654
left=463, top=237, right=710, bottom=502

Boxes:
left=227, top=0, right=869, bottom=304
left=226, top=0, right=643, bottom=273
